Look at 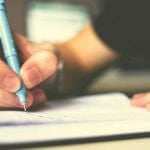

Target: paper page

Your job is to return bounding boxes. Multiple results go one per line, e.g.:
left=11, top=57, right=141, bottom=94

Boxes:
left=0, top=93, right=150, bottom=144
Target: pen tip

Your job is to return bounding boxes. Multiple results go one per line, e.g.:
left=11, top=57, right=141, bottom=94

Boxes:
left=23, top=104, right=27, bottom=112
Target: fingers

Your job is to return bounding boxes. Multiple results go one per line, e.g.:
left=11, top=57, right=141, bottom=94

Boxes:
left=0, top=88, right=31, bottom=109
left=131, top=92, right=150, bottom=111
left=14, top=33, right=57, bottom=61
left=14, top=33, right=60, bottom=89
left=0, top=60, right=20, bottom=92
left=0, top=88, right=20, bottom=109
left=21, top=50, right=58, bottom=89
left=30, top=88, right=47, bottom=106
left=25, top=88, right=47, bottom=109
left=13, top=33, right=32, bottom=61
left=0, top=33, right=54, bottom=110
left=0, top=88, right=47, bottom=110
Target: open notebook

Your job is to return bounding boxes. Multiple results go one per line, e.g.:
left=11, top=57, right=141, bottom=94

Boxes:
left=0, top=93, right=150, bottom=147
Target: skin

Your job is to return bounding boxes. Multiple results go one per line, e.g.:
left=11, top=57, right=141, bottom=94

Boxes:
left=131, top=93, right=150, bottom=111
left=0, top=23, right=149, bottom=110
left=56, top=23, right=118, bottom=94
left=57, top=23, right=150, bottom=111
left=0, top=33, right=59, bottom=110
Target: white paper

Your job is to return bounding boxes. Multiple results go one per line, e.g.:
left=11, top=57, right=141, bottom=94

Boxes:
left=0, top=93, right=150, bottom=144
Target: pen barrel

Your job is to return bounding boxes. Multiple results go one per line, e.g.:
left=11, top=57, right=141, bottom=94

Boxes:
left=0, top=2, right=18, bottom=58
left=0, top=0, right=5, bottom=4
left=0, top=2, right=21, bottom=74
left=0, top=1, right=27, bottom=105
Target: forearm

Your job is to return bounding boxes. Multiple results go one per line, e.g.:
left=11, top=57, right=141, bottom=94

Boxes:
left=57, top=23, right=118, bottom=73
left=56, top=23, right=118, bottom=95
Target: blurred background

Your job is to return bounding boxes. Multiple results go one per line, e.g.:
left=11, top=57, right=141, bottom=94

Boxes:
left=5, top=0, right=150, bottom=96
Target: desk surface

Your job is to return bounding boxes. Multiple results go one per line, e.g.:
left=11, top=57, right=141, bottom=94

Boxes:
left=14, top=138, right=150, bottom=150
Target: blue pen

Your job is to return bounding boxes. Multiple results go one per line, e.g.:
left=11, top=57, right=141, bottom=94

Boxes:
left=0, top=0, right=27, bottom=111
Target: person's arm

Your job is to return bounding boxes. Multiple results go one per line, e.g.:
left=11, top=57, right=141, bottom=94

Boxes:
left=91, top=0, right=150, bottom=110
left=56, top=23, right=118, bottom=95
left=57, top=0, right=150, bottom=111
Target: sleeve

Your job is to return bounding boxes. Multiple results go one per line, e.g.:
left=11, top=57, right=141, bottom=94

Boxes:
left=90, top=0, right=150, bottom=68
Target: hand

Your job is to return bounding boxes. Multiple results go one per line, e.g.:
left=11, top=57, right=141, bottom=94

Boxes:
left=131, top=93, right=150, bottom=111
left=0, top=33, right=59, bottom=110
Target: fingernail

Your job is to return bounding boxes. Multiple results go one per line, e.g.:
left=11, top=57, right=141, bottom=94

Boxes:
left=0, top=75, right=20, bottom=92
left=23, top=67, right=41, bottom=88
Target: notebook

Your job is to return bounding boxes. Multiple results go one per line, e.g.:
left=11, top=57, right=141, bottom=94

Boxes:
left=0, top=93, right=150, bottom=148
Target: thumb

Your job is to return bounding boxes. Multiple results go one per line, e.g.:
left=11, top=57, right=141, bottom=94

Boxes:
left=20, top=50, right=58, bottom=89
